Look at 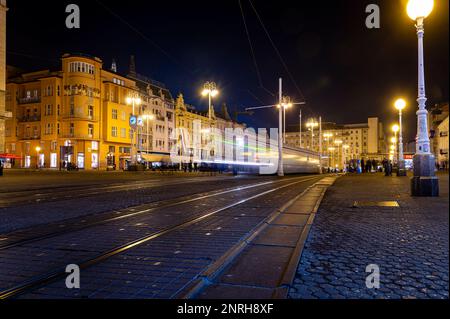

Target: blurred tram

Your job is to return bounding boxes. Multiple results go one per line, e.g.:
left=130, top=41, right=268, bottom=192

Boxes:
left=173, top=131, right=321, bottom=175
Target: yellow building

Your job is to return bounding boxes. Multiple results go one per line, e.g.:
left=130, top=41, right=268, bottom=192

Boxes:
left=4, top=53, right=245, bottom=170
left=4, top=53, right=142, bottom=170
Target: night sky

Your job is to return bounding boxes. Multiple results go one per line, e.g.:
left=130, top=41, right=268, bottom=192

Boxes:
left=6, top=0, right=449, bottom=141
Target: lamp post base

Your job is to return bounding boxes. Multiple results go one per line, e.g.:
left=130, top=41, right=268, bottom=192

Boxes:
left=411, top=154, right=439, bottom=197
left=397, top=160, right=407, bottom=177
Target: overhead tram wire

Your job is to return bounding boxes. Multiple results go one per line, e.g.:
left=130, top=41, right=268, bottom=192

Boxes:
left=247, top=0, right=319, bottom=119
left=238, top=0, right=275, bottom=98
left=95, top=0, right=268, bottom=117
left=95, top=0, right=194, bottom=78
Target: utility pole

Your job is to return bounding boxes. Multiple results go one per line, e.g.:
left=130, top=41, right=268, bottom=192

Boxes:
left=278, top=78, right=284, bottom=177
left=319, top=116, right=322, bottom=174
left=299, top=109, right=302, bottom=148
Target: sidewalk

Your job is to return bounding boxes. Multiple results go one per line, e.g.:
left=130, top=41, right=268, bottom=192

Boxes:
left=289, top=172, right=449, bottom=299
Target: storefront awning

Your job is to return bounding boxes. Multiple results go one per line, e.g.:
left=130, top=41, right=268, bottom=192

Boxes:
left=140, top=153, right=171, bottom=163
left=0, top=153, right=21, bottom=159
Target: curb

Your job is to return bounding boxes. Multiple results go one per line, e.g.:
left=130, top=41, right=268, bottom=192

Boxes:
left=177, top=175, right=339, bottom=299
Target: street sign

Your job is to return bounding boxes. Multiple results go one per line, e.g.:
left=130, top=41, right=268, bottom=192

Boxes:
left=129, top=116, right=137, bottom=128
left=137, top=116, right=144, bottom=127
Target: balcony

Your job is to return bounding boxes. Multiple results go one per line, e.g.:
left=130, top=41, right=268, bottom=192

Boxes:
left=18, top=97, right=41, bottom=105
left=61, top=133, right=99, bottom=140
left=18, top=135, right=41, bottom=141
left=61, top=113, right=99, bottom=122
left=17, top=115, right=41, bottom=122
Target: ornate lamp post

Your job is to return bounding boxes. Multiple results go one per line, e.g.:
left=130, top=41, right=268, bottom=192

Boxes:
left=406, top=0, right=439, bottom=196
left=306, top=119, right=319, bottom=151
left=126, top=96, right=141, bottom=166
left=201, top=82, right=219, bottom=121
left=35, top=146, right=41, bottom=169
left=394, top=99, right=407, bottom=176
left=392, top=124, right=399, bottom=166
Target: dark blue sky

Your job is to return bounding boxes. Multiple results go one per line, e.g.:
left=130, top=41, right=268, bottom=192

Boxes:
left=6, top=0, right=449, bottom=140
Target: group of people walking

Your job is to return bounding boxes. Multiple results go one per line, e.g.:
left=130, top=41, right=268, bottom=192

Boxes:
left=381, top=158, right=394, bottom=176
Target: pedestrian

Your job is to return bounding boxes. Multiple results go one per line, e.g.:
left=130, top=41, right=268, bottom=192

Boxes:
left=382, top=158, right=389, bottom=176
left=361, top=159, right=365, bottom=173
left=0, top=162, right=3, bottom=177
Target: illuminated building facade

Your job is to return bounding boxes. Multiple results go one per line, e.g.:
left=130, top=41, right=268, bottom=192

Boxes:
left=0, top=0, right=9, bottom=156
left=3, top=53, right=175, bottom=170
left=285, top=117, right=388, bottom=169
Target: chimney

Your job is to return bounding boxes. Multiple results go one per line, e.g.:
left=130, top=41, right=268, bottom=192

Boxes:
left=129, top=55, right=136, bottom=77
left=111, top=59, right=117, bottom=73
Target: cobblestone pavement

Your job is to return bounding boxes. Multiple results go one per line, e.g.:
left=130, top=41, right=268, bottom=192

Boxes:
left=289, top=173, right=449, bottom=299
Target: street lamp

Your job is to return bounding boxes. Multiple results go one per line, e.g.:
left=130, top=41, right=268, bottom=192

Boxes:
left=394, top=98, right=407, bottom=176
left=142, top=114, right=155, bottom=155
left=201, top=82, right=219, bottom=121
left=279, top=96, right=293, bottom=143
left=35, top=146, right=41, bottom=169
left=126, top=96, right=141, bottom=166
left=392, top=124, right=399, bottom=166
left=406, top=0, right=439, bottom=196
left=306, top=119, right=319, bottom=151
left=342, top=144, right=349, bottom=172
left=334, top=140, right=343, bottom=171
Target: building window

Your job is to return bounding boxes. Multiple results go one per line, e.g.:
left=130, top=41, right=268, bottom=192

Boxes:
left=45, top=104, right=52, bottom=116
left=45, top=123, right=52, bottom=135
left=92, top=141, right=99, bottom=151
left=70, top=97, right=75, bottom=115
left=121, top=111, right=126, bottom=121
left=112, top=126, right=118, bottom=137
left=57, top=123, right=60, bottom=135
left=50, top=153, right=57, bottom=168
left=70, top=123, right=75, bottom=136
left=112, top=109, right=118, bottom=120
left=120, top=128, right=127, bottom=138
left=69, top=61, right=95, bottom=75
left=88, top=105, right=94, bottom=119
left=113, top=78, right=125, bottom=86
left=88, top=124, right=94, bottom=137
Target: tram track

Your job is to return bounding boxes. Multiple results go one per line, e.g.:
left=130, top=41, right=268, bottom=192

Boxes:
left=0, top=178, right=290, bottom=250
left=0, top=175, right=322, bottom=299
left=0, top=175, right=234, bottom=208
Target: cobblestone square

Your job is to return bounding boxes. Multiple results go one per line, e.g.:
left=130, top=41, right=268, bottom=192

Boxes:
left=289, top=173, right=449, bottom=299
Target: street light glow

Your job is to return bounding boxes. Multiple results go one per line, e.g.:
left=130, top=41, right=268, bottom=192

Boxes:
left=392, top=124, right=400, bottom=133
left=395, top=98, right=407, bottom=111
left=407, top=0, right=434, bottom=20
left=391, top=137, right=397, bottom=143
left=35, top=146, right=41, bottom=152
left=210, top=89, right=219, bottom=97
left=126, top=96, right=141, bottom=106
